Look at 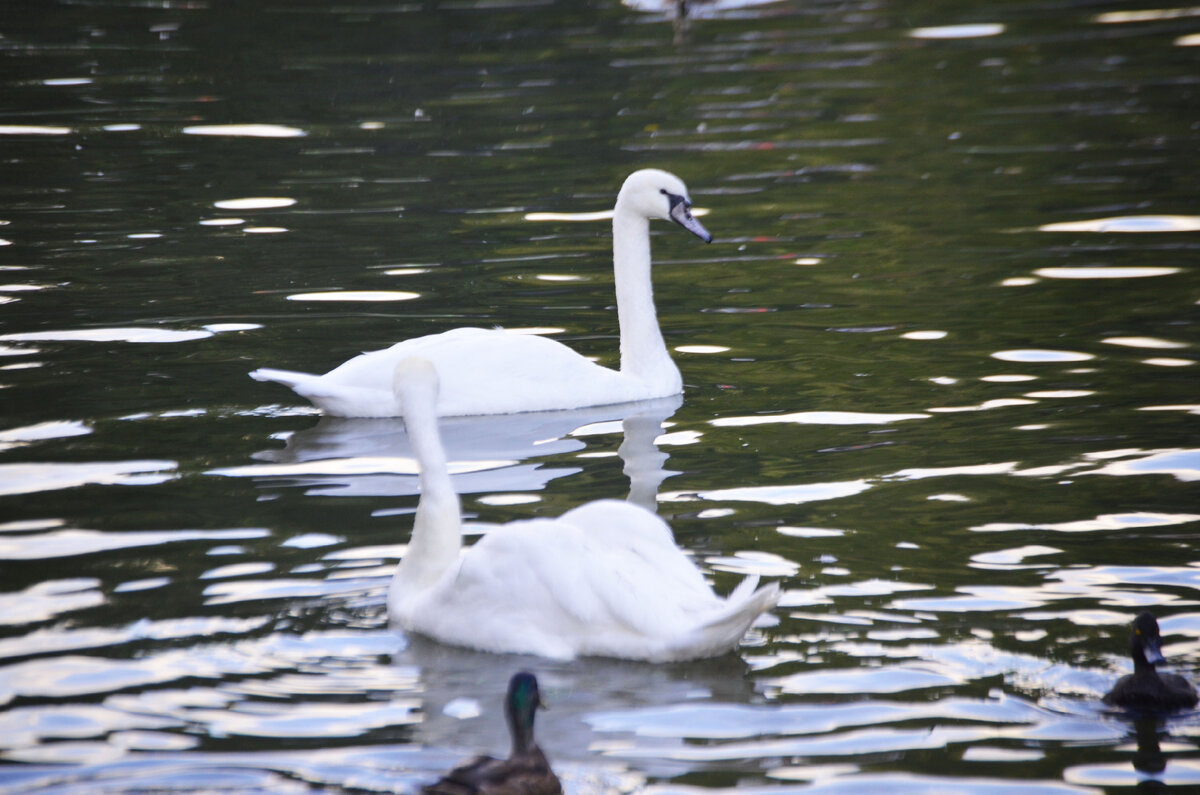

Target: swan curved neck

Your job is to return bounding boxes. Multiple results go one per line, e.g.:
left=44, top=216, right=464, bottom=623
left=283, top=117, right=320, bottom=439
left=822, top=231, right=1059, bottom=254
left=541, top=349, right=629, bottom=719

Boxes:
left=613, top=205, right=680, bottom=391
left=393, top=392, right=461, bottom=591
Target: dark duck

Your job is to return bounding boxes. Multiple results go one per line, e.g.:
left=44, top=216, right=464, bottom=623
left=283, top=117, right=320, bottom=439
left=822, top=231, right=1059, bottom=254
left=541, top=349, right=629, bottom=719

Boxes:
left=1103, top=611, right=1197, bottom=712
left=423, top=672, right=561, bottom=795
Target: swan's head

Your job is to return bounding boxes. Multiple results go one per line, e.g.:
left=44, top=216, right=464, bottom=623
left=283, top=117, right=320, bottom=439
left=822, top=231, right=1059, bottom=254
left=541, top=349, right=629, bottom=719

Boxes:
left=393, top=356, right=439, bottom=416
left=618, top=168, right=712, bottom=243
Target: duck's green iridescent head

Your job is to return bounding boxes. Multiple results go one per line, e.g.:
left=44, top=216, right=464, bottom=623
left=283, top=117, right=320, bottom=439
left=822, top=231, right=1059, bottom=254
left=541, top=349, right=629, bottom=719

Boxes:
left=509, top=671, right=543, bottom=717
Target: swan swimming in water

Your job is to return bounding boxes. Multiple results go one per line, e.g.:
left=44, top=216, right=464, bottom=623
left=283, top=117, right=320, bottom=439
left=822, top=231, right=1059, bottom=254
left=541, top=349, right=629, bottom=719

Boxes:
left=387, top=357, right=779, bottom=662
left=249, top=169, right=712, bottom=418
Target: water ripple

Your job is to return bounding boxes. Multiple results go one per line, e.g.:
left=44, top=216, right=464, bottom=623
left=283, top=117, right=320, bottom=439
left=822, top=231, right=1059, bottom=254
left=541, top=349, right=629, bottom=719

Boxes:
left=0, top=420, right=90, bottom=452
left=0, top=527, right=267, bottom=560
left=0, top=579, right=104, bottom=628
left=0, top=461, right=177, bottom=498
left=183, top=124, right=306, bottom=138
left=1038, top=215, right=1200, bottom=233
left=711, top=411, right=928, bottom=427
left=973, top=512, right=1200, bottom=534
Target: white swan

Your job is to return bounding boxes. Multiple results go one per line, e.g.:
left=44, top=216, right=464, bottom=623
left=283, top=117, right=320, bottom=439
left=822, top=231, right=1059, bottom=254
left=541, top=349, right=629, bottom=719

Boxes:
left=249, top=169, right=712, bottom=418
left=387, top=357, right=779, bottom=662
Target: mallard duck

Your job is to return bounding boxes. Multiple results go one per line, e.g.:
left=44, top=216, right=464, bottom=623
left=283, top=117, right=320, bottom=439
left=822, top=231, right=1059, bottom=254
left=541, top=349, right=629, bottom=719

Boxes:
left=386, top=357, right=779, bottom=662
left=423, top=671, right=561, bottom=795
left=1103, top=611, right=1198, bottom=711
left=250, top=169, right=711, bottom=418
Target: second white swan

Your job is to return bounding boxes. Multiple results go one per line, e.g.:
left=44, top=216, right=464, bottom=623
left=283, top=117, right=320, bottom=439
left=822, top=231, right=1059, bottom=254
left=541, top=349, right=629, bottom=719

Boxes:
left=250, top=169, right=711, bottom=418
left=386, top=357, right=779, bottom=662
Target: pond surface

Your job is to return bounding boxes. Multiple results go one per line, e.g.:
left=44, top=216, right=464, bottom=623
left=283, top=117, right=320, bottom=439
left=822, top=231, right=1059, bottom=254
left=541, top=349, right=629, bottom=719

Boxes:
left=2, top=0, right=1199, bottom=792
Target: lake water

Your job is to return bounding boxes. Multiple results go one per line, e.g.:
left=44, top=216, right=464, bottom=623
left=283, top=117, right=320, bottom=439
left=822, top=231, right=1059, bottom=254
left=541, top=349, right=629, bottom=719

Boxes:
left=1, top=0, right=1199, bottom=792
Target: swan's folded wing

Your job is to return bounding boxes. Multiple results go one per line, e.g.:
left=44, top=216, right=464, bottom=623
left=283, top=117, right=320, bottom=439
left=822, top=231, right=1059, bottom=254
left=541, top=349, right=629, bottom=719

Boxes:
left=557, top=500, right=716, bottom=596
left=468, top=503, right=723, bottom=636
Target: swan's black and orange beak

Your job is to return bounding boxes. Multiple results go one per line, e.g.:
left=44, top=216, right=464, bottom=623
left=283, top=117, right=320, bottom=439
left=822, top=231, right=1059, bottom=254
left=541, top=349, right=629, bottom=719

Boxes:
left=664, top=191, right=712, bottom=243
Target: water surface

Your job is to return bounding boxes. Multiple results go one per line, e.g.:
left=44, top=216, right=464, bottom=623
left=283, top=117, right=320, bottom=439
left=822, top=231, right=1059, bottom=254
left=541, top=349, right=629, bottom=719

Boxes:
left=1, top=0, right=1199, bottom=792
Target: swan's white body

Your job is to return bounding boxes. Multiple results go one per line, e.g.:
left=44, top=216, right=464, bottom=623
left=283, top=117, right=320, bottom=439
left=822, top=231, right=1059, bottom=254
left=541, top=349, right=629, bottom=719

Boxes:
left=386, top=358, right=779, bottom=662
left=250, top=169, right=712, bottom=418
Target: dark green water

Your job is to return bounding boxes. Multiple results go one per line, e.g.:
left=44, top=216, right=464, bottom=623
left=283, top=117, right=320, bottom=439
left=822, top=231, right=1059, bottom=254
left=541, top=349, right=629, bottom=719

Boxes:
left=1, top=1, right=1198, bottom=792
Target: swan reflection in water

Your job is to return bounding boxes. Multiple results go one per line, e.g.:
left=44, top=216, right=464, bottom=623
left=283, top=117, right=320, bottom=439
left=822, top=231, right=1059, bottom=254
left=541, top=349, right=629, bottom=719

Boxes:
left=233, top=395, right=682, bottom=511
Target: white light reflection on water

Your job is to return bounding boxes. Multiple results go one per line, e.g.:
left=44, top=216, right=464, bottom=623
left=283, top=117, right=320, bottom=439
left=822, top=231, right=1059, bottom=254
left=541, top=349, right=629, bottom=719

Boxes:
left=213, top=197, right=296, bottom=210
left=927, top=397, right=1038, bottom=413
left=908, top=23, right=1006, bottom=39
left=0, top=420, right=91, bottom=452
left=285, top=290, right=420, bottom=302
left=1102, top=336, right=1189, bottom=349
left=0, top=579, right=104, bottom=627
left=973, top=512, right=1200, bottom=534
left=187, top=699, right=422, bottom=740
left=992, top=349, right=1095, bottom=363
left=1034, top=266, right=1182, bottom=279
left=0, top=527, right=268, bottom=561
left=1024, top=390, right=1094, bottom=399
left=1066, top=758, right=1200, bottom=790
left=1094, top=8, right=1200, bottom=24
left=0, top=461, right=177, bottom=498
left=1078, top=448, right=1200, bottom=481
left=1140, top=404, right=1200, bottom=414
left=674, top=344, right=729, bottom=353
left=664, top=445, right=1200, bottom=512
left=1038, top=215, right=1200, bottom=233
left=0, top=328, right=211, bottom=344
left=970, top=545, right=1062, bottom=566
left=712, top=410, right=928, bottom=426
left=0, top=125, right=72, bottom=135
left=182, top=124, right=306, bottom=138
left=0, top=616, right=271, bottom=660
left=0, top=324, right=259, bottom=345
left=661, top=479, right=872, bottom=506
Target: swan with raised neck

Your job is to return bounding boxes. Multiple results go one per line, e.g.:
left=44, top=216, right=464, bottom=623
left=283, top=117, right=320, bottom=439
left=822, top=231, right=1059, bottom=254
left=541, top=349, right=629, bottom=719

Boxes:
left=249, top=169, right=711, bottom=418
left=386, top=356, right=779, bottom=662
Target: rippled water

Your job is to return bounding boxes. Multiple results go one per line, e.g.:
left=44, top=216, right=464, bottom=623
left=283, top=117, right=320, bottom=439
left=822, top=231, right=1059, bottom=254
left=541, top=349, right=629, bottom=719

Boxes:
left=2, top=0, right=1199, bottom=792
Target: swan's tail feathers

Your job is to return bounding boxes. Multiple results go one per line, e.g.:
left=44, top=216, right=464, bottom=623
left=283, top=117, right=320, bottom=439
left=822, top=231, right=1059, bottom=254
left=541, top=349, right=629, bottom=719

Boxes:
left=249, top=367, right=343, bottom=409
left=249, top=367, right=322, bottom=391
left=671, top=576, right=781, bottom=661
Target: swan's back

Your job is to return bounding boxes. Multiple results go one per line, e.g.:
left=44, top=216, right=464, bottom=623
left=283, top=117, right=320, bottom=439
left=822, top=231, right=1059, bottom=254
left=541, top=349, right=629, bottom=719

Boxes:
left=264, top=328, right=653, bottom=417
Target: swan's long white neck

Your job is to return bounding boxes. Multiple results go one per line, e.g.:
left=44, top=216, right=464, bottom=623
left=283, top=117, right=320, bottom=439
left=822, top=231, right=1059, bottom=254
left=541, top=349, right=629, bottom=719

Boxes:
left=613, top=201, right=681, bottom=392
left=392, top=381, right=462, bottom=593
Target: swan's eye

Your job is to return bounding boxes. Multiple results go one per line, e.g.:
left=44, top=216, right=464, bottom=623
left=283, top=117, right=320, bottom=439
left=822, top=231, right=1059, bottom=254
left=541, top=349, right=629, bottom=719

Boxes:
left=661, top=190, right=688, bottom=212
